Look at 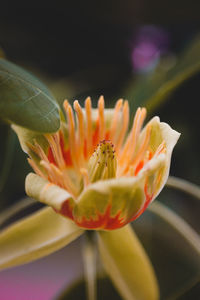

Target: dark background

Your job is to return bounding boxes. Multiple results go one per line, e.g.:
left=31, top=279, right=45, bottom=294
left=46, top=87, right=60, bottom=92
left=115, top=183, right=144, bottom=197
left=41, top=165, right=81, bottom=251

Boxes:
left=0, top=2, right=199, bottom=299
left=0, top=0, right=199, bottom=206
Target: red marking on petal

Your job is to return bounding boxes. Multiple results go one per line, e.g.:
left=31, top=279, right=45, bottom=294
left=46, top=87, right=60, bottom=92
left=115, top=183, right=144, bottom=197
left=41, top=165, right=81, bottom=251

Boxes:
left=57, top=199, right=74, bottom=220
left=148, top=150, right=153, bottom=160
left=130, top=182, right=153, bottom=222
left=75, top=205, right=126, bottom=230
left=134, top=160, right=144, bottom=176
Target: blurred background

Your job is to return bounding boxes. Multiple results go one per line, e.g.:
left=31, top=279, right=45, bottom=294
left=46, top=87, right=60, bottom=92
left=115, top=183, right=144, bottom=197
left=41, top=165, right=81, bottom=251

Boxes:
left=0, top=1, right=200, bottom=299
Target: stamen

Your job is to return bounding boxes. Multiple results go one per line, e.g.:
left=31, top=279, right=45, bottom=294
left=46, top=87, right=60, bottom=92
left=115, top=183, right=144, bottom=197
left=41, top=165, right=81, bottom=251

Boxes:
left=98, top=96, right=105, bottom=140
left=54, top=132, right=66, bottom=166
left=130, top=124, right=152, bottom=168
left=73, top=100, right=85, bottom=166
left=115, top=100, right=129, bottom=152
left=27, top=158, right=46, bottom=179
left=28, top=141, right=49, bottom=163
left=45, top=134, right=65, bottom=169
left=49, top=163, right=64, bottom=187
left=85, top=97, right=92, bottom=156
left=110, top=99, right=123, bottom=142
left=154, top=141, right=166, bottom=156
left=40, top=160, right=59, bottom=184
left=128, top=166, right=135, bottom=176
left=119, top=107, right=146, bottom=165
left=62, top=169, right=79, bottom=198
left=63, top=100, right=79, bottom=170
left=49, top=163, right=76, bottom=196
left=80, top=168, right=90, bottom=187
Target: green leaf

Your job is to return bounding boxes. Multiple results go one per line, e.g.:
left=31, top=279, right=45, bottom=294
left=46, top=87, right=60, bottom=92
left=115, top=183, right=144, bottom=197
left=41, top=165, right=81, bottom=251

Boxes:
left=0, top=58, right=60, bottom=132
left=0, top=207, right=83, bottom=270
left=97, top=225, right=159, bottom=300
left=125, top=36, right=200, bottom=113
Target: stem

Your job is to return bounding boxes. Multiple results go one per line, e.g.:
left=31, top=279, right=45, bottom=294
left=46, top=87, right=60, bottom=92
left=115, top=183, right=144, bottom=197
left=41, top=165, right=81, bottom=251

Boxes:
left=166, top=176, right=200, bottom=200
left=82, top=231, right=97, bottom=300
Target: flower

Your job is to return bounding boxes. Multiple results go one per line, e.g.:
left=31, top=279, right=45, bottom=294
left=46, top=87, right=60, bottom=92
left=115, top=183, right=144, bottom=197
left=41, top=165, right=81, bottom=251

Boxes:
left=15, top=96, right=180, bottom=230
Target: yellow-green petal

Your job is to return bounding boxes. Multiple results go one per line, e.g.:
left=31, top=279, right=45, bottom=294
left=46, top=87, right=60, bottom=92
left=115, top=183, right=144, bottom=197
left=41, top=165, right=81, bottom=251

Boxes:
left=139, top=116, right=180, bottom=200
left=97, top=224, right=159, bottom=300
left=74, top=176, right=146, bottom=229
left=0, top=207, right=83, bottom=271
left=25, top=172, right=74, bottom=211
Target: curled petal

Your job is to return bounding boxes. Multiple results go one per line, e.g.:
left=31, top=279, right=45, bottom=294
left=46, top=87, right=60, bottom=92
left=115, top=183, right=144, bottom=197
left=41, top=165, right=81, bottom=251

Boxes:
left=25, top=173, right=75, bottom=219
left=140, top=117, right=180, bottom=201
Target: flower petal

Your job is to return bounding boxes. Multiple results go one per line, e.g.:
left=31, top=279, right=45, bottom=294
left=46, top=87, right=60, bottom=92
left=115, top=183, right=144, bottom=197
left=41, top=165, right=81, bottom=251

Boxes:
left=0, top=207, right=83, bottom=270
left=97, top=224, right=159, bottom=300
left=73, top=176, right=146, bottom=230
left=73, top=150, right=167, bottom=230
left=25, top=173, right=75, bottom=218
left=140, top=116, right=180, bottom=200
left=12, top=124, right=50, bottom=154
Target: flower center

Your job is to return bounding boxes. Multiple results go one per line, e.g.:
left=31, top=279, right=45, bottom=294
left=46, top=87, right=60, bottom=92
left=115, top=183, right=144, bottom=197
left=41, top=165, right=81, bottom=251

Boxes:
left=88, top=140, right=117, bottom=182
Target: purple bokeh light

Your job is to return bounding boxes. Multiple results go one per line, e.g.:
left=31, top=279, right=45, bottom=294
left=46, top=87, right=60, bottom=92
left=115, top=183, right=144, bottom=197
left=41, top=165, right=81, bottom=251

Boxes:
left=0, top=238, right=84, bottom=300
left=131, top=25, right=170, bottom=72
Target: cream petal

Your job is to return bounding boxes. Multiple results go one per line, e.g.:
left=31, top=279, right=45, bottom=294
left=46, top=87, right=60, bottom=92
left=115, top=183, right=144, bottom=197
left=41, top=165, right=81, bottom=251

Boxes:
left=0, top=207, right=83, bottom=270
left=142, top=117, right=180, bottom=200
left=25, top=173, right=74, bottom=211
left=98, top=224, right=159, bottom=300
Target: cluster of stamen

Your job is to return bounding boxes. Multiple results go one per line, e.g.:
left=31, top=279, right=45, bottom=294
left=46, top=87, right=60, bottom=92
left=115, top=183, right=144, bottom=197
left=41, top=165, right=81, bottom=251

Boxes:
left=27, top=96, right=166, bottom=199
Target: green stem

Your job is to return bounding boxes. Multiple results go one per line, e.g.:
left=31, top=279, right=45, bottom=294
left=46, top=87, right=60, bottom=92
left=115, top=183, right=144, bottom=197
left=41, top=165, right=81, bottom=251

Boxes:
left=166, top=176, right=200, bottom=200
left=82, top=232, right=97, bottom=300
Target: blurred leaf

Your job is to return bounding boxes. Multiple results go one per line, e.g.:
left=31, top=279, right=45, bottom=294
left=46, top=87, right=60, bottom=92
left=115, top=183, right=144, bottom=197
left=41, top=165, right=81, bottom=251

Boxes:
left=0, top=58, right=60, bottom=132
left=125, top=36, right=200, bottom=113
left=97, top=224, right=159, bottom=300
left=0, top=207, right=83, bottom=270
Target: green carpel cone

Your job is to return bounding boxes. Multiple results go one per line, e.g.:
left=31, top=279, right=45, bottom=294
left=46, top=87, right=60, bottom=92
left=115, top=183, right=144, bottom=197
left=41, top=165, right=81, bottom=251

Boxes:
left=88, top=140, right=117, bottom=182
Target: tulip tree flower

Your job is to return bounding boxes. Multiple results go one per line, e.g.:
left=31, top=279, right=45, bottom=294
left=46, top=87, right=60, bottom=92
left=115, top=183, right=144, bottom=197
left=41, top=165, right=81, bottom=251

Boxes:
left=0, top=96, right=180, bottom=300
